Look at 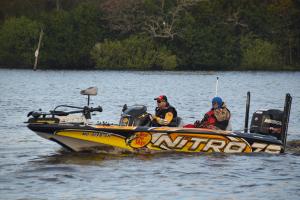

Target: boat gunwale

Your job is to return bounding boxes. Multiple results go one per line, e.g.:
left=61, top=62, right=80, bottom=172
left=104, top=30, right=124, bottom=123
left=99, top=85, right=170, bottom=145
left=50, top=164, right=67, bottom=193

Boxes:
left=27, top=123, right=283, bottom=145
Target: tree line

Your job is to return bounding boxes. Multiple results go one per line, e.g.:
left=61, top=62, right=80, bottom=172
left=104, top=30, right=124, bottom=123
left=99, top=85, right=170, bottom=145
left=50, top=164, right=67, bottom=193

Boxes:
left=0, top=0, right=299, bottom=70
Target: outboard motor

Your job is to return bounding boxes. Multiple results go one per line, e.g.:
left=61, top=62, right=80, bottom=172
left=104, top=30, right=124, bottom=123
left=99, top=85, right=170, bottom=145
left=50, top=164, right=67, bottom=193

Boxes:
left=119, top=104, right=151, bottom=126
left=244, top=93, right=292, bottom=152
left=250, top=109, right=283, bottom=139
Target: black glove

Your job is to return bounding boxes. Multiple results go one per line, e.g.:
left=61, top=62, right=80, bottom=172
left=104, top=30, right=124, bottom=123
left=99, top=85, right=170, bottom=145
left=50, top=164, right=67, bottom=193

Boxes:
left=203, top=114, right=209, bottom=121
left=194, top=120, right=201, bottom=128
left=194, top=114, right=209, bottom=128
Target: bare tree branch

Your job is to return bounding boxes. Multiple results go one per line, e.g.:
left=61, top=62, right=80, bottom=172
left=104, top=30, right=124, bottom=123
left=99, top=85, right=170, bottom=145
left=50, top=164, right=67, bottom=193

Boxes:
left=226, top=9, right=248, bottom=29
left=100, top=0, right=145, bottom=34
left=143, top=0, right=205, bottom=39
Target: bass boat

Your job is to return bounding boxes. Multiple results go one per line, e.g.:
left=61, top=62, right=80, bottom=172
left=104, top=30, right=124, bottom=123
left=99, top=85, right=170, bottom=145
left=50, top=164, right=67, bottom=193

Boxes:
left=26, top=87, right=292, bottom=154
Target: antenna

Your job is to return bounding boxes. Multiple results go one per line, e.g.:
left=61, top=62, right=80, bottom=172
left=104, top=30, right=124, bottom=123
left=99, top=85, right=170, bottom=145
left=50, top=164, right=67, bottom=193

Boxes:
left=215, top=77, right=219, bottom=97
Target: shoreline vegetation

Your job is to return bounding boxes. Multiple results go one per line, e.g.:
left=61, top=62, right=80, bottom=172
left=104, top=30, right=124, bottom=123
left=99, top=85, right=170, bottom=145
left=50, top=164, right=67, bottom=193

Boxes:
left=0, top=0, right=299, bottom=71
left=0, top=65, right=298, bottom=71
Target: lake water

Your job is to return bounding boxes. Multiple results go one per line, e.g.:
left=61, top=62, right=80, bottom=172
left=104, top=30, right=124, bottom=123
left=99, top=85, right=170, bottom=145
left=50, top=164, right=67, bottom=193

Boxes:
left=0, top=69, right=299, bottom=199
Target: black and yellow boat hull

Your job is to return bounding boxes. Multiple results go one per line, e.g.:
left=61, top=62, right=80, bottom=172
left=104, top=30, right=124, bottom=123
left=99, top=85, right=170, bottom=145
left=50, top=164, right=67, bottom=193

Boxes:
left=28, top=123, right=284, bottom=154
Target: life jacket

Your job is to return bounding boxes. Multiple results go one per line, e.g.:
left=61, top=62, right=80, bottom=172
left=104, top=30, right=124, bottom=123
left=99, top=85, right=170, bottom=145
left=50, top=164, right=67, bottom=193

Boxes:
left=154, top=104, right=177, bottom=126
left=155, top=104, right=177, bottom=118
left=183, top=110, right=216, bottom=129
left=203, top=107, right=231, bottom=130
left=204, top=109, right=217, bottom=127
left=184, top=104, right=231, bottom=130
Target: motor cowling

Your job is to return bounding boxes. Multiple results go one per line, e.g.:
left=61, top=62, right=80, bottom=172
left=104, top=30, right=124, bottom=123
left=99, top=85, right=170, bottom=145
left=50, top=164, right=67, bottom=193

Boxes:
left=250, top=109, right=283, bottom=139
left=119, top=104, right=151, bottom=126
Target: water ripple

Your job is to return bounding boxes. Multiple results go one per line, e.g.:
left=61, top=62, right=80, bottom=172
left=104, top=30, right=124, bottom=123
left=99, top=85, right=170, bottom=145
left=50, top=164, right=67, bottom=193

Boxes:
left=0, top=70, right=300, bottom=200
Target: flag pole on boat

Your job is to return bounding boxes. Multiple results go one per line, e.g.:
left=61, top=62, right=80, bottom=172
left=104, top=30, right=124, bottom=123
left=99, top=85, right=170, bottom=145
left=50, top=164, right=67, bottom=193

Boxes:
left=33, top=29, right=43, bottom=71
left=215, top=76, right=219, bottom=96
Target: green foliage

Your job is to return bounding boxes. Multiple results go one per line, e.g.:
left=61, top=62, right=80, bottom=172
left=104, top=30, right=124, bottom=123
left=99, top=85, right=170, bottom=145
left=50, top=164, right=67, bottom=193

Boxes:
left=91, top=35, right=177, bottom=70
left=163, top=1, right=241, bottom=70
left=240, top=35, right=281, bottom=69
left=0, top=0, right=299, bottom=70
left=0, top=0, right=91, bottom=21
left=174, top=23, right=240, bottom=70
left=157, top=49, right=177, bottom=70
left=0, top=16, right=40, bottom=67
left=40, top=3, right=106, bottom=69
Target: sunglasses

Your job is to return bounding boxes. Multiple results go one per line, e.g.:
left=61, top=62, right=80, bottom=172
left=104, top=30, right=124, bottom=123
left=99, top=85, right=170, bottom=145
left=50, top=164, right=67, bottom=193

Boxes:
left=157, top=100, right=164, bottom=103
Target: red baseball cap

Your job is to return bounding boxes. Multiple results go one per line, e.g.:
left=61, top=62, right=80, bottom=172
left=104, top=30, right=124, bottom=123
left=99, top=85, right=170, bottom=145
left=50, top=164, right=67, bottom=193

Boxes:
left=154, top=95, right=168, bottom=102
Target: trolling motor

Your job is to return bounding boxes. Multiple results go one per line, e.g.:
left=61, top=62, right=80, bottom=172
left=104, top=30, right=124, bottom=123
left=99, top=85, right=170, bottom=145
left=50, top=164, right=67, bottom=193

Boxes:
left=27, top=87, right=102, bottom=124
left=80, top=87, right=98, bottom=106
left=244, top=92, right=292, bottom=152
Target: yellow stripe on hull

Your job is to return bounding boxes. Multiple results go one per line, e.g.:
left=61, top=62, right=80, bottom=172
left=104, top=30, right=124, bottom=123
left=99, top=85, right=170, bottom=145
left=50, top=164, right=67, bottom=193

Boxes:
left=55, top=129, right=255, bottom=153
left=56, top=130, right=133, bottom=151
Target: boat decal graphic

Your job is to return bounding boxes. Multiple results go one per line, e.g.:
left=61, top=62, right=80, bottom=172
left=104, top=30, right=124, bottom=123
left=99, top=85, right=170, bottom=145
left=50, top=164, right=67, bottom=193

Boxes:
left=56, top=129, right=117, bottom=138
left=251, top=142, right=282, bottom=153
left=126, top=132, right=152, bottom=148
left=131, top=133, right=253, bottom=153
left=81, top=131, right=112, bottom=137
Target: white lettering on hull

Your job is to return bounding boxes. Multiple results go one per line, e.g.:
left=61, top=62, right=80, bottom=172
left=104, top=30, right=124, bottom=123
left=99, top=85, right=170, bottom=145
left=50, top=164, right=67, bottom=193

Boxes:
left=176, top=139, right=188, bottom=149
left=264, top=144, right=282, bottom=153
left=189, top=138, right=208, bottom=150
left=203, top=140, right=226, bottom=152
left=224, top=142, right=247, bottom=153
left=150, top=133, right=282, bottom=153
left=251, top=143, right=268, bottom=152
left=153, top=135, right=183, bottom=148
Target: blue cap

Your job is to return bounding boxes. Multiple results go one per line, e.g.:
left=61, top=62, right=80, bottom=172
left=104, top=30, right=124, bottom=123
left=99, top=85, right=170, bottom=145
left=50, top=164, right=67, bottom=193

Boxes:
left=212, top=97, right=223, bottom=108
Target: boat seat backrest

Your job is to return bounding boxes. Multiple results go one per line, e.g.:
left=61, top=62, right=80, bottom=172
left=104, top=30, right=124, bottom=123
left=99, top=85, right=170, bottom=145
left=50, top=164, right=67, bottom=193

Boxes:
left=168, top=117, right=183, bottom=127
left=226, top=120, right=232, bottom=131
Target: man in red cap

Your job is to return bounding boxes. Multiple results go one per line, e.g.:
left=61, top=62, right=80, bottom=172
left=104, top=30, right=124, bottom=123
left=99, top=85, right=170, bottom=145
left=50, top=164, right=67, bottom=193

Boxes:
left=152, top=95, right=178, bottom=127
